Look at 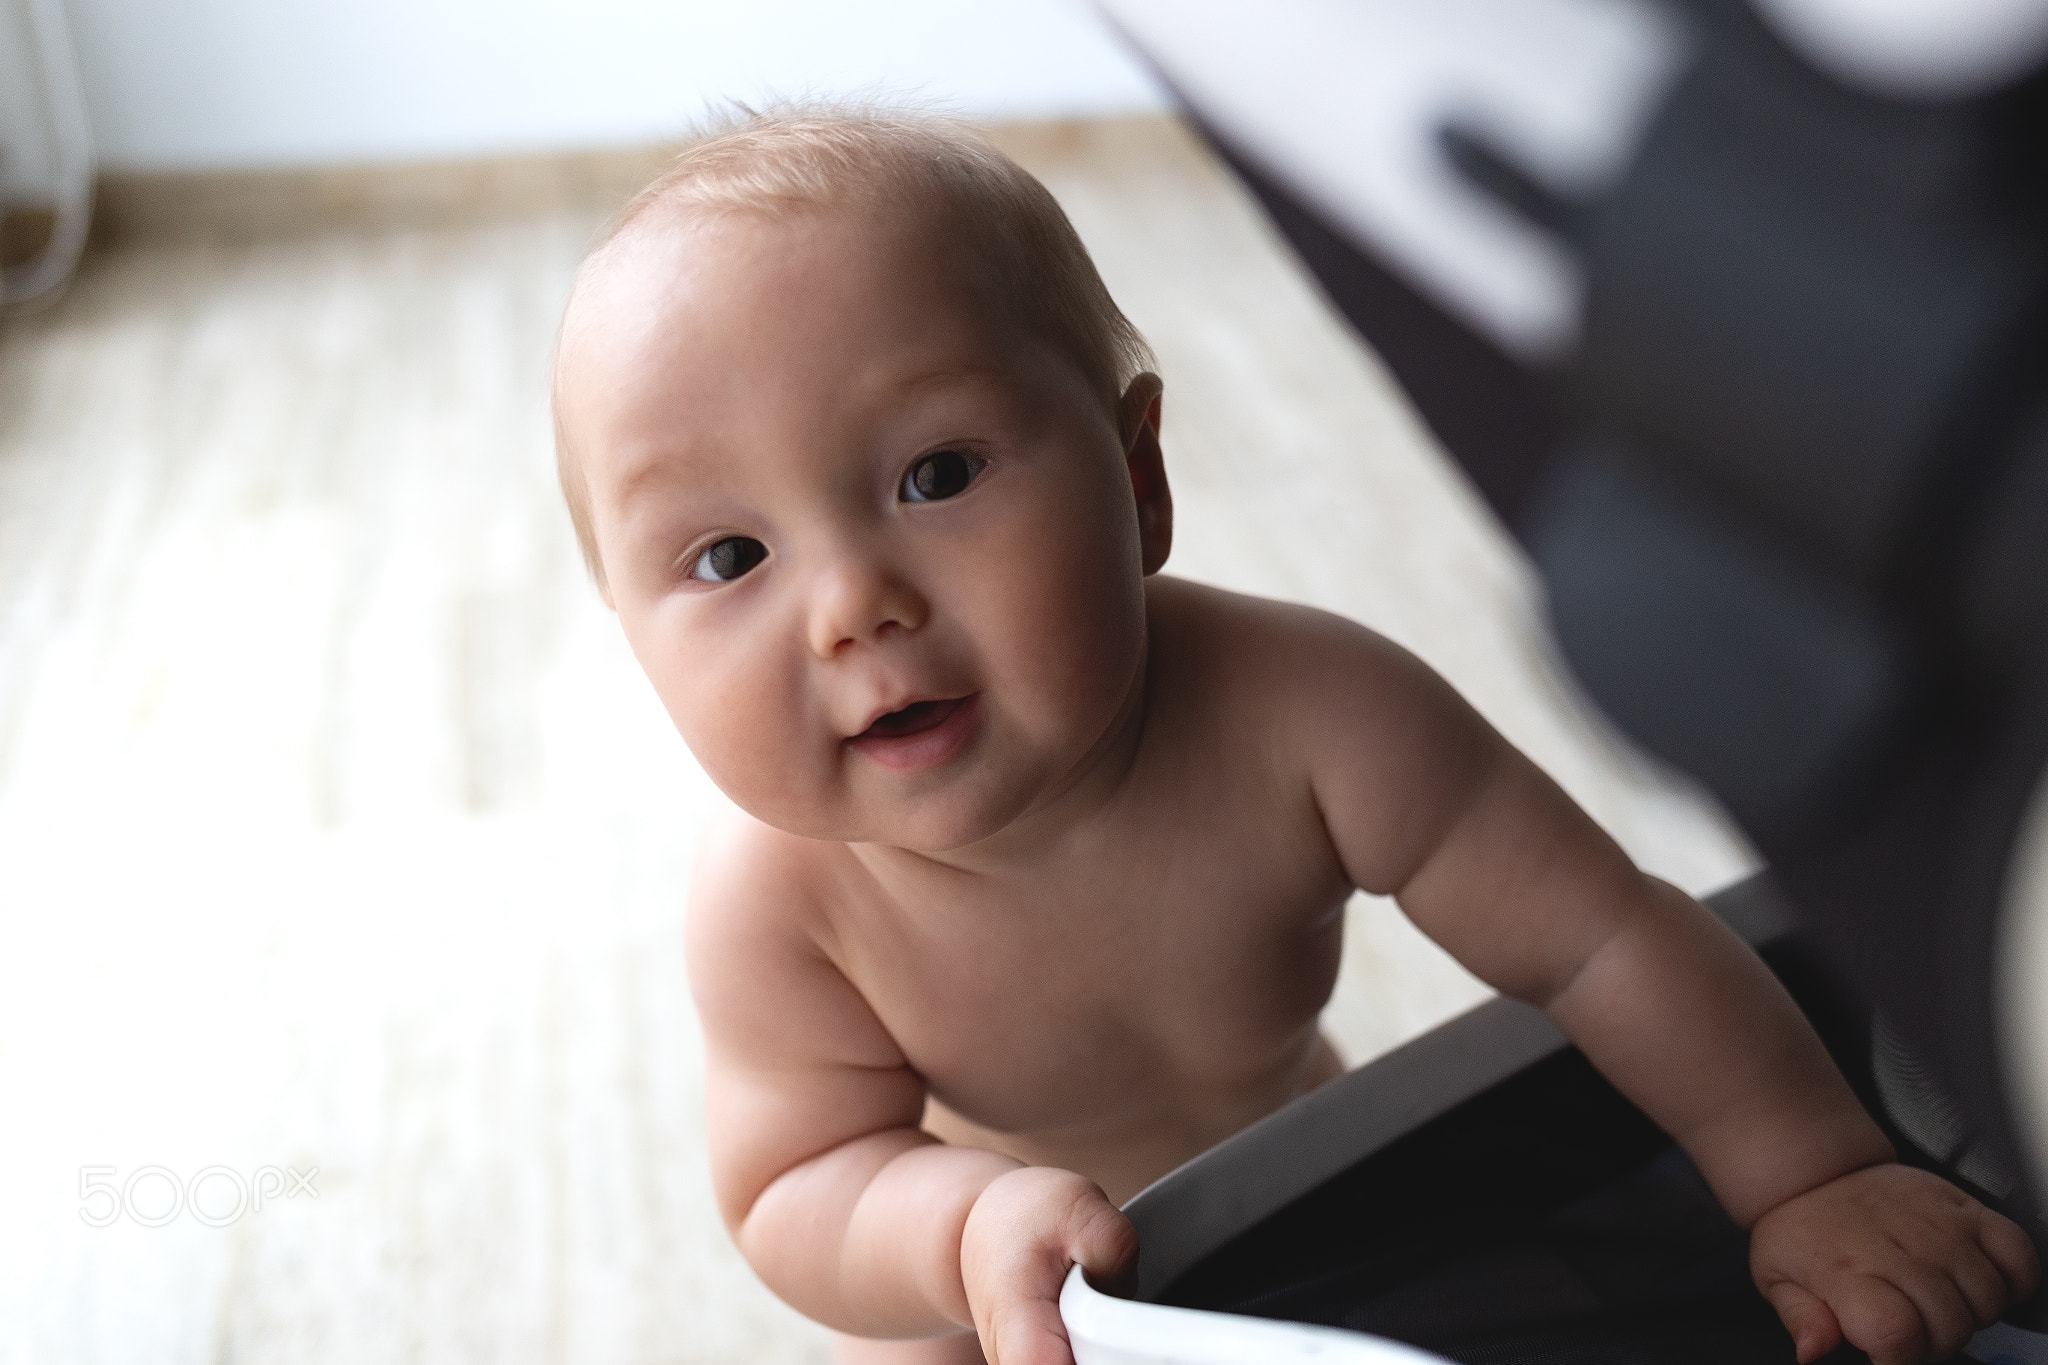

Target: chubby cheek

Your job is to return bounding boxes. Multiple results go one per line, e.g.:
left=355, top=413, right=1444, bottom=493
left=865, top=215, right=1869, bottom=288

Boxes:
left=627, top=603, right=839, bottom=832
left=971, top=496, right=1147, bottom=744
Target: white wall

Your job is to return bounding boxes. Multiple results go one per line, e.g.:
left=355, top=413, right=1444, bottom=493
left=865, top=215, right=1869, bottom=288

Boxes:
left=64, top=0, right=1167, bottom=172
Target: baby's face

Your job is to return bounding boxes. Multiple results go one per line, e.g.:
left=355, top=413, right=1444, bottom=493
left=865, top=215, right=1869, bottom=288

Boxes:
left=557, top=205, right=1163, bottom=852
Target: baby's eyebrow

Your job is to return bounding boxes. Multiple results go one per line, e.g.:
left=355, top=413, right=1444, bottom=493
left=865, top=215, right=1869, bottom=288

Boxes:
left=884, top=362, right=1009, bottom=399
left=599, top=450, right=726, bottom=546
left=607, top=431, right=726, bottom=507
left=609, top=453, right=688, bottom=509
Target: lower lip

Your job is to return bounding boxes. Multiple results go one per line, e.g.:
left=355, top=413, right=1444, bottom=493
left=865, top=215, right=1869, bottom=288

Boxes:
left=847, top=695, right=980, bottom=773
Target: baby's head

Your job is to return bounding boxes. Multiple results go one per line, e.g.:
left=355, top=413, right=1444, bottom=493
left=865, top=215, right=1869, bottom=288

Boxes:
left=553, top=107, right=1172, bottom=852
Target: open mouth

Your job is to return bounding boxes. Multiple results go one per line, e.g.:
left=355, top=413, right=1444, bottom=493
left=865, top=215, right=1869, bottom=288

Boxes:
left=848, top=693, right=979, bottom=772
left=859, top=696, right=969, bottom=740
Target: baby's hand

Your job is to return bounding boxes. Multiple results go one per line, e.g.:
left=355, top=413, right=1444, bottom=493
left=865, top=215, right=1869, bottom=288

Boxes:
left=959, top=1166, right=1138, bottom=1365
left=1750, top=1162, right=2039, bottom=1365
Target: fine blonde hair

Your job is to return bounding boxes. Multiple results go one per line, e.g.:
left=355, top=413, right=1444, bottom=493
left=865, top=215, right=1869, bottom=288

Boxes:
left=553, top=103, right=1156, bottom=588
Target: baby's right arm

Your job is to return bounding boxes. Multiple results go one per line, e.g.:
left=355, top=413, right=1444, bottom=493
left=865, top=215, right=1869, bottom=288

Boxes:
left=686, top=814, right=1135, bottom=1363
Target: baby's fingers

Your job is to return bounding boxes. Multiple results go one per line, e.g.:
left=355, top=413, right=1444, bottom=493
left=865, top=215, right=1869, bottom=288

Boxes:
left=960, top=1168, right=1137, bottom=1365
left=1976, top=1206, right=2042, bottom=1303
left=1948, top=1238, right=2022, bottom=1327
left=1828, top=1275, right=1935, bottom=1365
left=982, top=1295, right=1075, bottom=1365
left=1890, top=1263, right=1983, bottom=1362
left=1762, top=1279, right=1840, bottom=1363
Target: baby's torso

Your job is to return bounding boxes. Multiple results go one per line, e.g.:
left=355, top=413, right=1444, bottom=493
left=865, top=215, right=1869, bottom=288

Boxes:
left=820, top=845, right=1349, bottom=1203
left=803, top=608, right=1358, bottom=1203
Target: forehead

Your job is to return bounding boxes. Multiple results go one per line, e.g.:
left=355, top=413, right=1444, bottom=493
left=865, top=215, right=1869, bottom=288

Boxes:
left=560, top=203, right=1025, bottom=480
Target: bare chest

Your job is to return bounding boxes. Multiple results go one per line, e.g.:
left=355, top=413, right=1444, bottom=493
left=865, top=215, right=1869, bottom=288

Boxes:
left=824, top=816, right=1351, bottom=1169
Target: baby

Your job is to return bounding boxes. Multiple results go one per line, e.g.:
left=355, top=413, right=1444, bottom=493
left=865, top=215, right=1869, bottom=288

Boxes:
left=550, top=110, right=2037, bottom=1365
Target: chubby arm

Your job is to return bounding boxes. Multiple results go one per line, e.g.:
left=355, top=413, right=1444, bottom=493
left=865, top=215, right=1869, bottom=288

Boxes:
left=1286, top=613, right=2035, bottom=1362
left=687, top=815, right=1131, bottom=1359
left=1292, top=620, right=1878, bottom=1215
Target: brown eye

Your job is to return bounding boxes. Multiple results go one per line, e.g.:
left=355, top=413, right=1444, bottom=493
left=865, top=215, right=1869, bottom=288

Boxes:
left=901, top=449, right=984, bottom=503
left=690, top=536, right=766, bottom=583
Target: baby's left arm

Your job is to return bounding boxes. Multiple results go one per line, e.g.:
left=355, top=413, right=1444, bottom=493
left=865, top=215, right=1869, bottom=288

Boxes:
left=1289, top=618, right=2038, bottom=1365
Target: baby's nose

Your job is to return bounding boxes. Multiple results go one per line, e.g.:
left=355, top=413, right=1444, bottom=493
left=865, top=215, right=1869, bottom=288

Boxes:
left=805, top=552, right=929, bottom=657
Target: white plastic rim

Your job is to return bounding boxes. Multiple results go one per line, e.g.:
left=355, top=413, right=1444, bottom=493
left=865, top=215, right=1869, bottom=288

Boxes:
left=1997, top=763, right=2048, bottom=1199
left=1060, top=1265, right=1455, bottom=1365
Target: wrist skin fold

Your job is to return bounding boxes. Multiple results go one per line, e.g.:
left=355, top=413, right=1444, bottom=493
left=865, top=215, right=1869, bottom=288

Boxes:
left=739, top=1126, right=1022, bottom=1338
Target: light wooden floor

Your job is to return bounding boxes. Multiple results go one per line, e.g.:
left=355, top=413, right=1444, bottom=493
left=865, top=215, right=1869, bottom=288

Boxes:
left=0, top=116, right=1751, bottom=1365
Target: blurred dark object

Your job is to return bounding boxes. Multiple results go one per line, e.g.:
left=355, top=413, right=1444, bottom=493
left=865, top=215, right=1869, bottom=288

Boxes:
left=0, top=0, right=93, bottom=309
left=1125, top=876, right=1991, bottom=1364
left=1100, top=0, right=2048, bottom=1213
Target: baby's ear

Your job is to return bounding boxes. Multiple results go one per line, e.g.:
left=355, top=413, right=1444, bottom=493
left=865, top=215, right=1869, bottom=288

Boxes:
left=1119, top=374, right=1172, bottom=575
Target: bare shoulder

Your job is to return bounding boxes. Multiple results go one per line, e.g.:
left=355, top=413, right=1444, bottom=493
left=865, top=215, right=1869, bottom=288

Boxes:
left=687, top=804, right=828, bottom=963
left=1145, top=575, right=1502, bottom=892
left=1145, top=575, right=1473, bottom=729
left=686, top=806, right=903, bottom=1073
